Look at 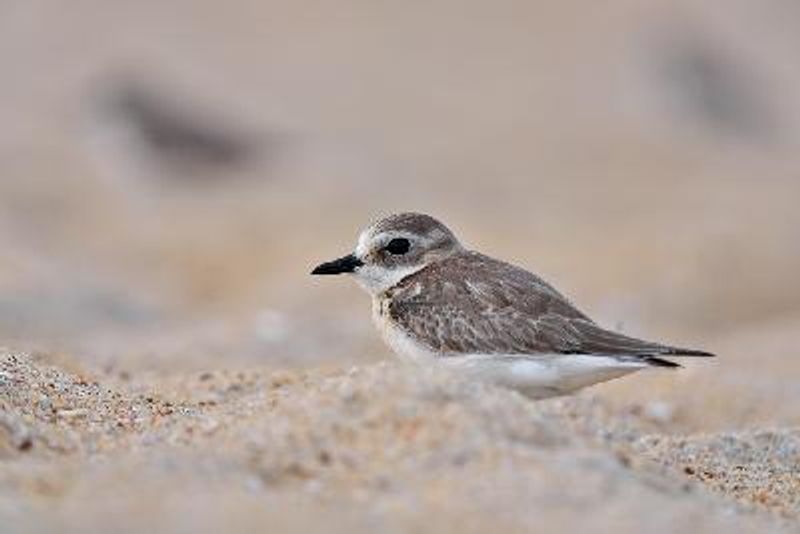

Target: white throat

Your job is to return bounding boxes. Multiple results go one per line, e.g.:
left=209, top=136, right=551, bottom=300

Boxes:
left=352, top=263, right=426, bottom=295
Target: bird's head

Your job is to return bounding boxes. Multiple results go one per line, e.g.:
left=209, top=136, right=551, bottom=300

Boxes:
left=311, top=212, right=462, bottom=295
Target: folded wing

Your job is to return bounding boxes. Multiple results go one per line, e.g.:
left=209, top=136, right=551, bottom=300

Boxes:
left=388, top=252, right=714, bottom=365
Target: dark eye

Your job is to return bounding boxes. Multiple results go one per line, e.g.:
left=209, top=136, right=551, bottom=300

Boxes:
left=384, top=238, right=411, bottom=255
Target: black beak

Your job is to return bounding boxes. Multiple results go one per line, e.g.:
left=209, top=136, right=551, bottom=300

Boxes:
left=311, top=253, right=364, bottom=275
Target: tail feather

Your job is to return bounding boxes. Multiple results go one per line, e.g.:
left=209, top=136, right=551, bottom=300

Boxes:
left=661, top=347, right=715, bottom=358
left=641, top=347, right=716, bottom=369
left=642, top=356, right=682, bottom=369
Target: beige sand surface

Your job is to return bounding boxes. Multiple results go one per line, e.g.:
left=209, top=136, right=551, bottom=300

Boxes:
left=1, top=350, right=797, bottom=533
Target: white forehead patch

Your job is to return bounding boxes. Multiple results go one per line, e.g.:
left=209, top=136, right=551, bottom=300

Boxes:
left=355, top=228, right=372, bottom=259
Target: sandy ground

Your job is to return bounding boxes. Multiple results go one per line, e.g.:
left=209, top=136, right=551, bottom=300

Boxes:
left=1, top=1, right=800, bottom=532
left=1, top=350, right=798, bottom=533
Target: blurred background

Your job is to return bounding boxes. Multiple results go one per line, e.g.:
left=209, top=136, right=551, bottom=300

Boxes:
left=1, top=0, right=799, bottom=430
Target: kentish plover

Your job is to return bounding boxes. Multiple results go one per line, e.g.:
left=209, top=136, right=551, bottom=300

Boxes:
left=311, top=213, right=713, bottom=399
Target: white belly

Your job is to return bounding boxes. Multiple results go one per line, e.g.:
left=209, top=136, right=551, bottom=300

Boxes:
left=372, top=302, right=646, bottom=399
left=440, top=354, right=647, bottom=399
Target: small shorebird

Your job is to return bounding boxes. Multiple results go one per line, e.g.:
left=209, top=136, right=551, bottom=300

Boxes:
left=311, top=213, right=713, bottom=398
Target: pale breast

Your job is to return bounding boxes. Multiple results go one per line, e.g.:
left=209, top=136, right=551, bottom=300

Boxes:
left=372, top=295, right=437, bottom=363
